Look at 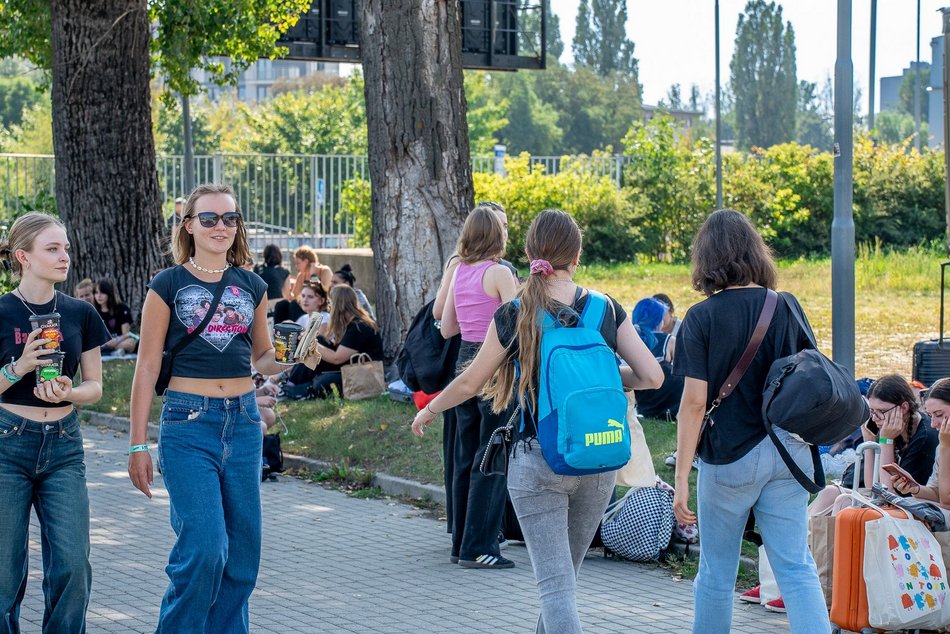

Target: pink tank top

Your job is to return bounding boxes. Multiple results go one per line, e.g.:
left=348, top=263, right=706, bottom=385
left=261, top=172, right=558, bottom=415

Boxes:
left=454, top=261, right=502, bottom=343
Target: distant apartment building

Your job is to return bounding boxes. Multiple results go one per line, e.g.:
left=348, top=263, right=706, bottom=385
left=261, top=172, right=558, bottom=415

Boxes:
left=641, top=104, right=703, bottom=129
left=879, top=61, right=929, bottom=113
left=193, top=58, right=340, bottom=103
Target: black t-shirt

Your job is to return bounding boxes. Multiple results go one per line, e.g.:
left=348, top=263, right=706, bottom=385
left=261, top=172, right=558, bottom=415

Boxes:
left=494, top=290, right=627, bottom=440
left=842, top=415, right=938, bottom=488
left=99, top=302, right=134, bottom=338
left=0, top=291, right=110, bottom=407
left=673, top=287, right=814, bottom=465
left=258, top=265, right=290, bottom=300
left=317, top=318, right=384, bottom=371
left=148, top=265, right=267, bottom=379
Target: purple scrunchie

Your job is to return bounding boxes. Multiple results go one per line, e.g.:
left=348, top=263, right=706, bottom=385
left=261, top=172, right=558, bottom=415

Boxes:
left=529, top=259, right=554, bottom=276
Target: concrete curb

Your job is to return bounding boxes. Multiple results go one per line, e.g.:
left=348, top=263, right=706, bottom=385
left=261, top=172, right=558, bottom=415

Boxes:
left=81, top=410, right=447, bottom=505
left=668, top=539, right=757, bottom=571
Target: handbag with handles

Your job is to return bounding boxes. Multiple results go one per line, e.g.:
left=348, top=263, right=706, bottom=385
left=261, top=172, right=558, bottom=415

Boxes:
left=615, top=391, right=657, bottom=488
left=340, top=352, right=386, bottom=400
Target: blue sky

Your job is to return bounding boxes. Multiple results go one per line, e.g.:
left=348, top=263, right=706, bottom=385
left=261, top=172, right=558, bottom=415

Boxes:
left=550, top=0, right=948, bottom=112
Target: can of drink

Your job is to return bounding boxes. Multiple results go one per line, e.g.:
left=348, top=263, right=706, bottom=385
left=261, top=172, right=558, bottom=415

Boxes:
left=273, top=322, right=304, bottom=365
left=35, top=351, right=65, bottom=384
left=29, top=313, right=61, bottom=351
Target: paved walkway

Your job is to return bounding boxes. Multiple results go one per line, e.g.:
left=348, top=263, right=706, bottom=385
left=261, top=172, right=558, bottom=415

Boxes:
left=16, top=426, right=791, bottom=633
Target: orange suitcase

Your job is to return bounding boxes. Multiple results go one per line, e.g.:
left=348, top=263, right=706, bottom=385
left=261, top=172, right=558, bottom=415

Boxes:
left=829, top=440, right=909, bottom=633
left=829, top=503, right=909, bottom=632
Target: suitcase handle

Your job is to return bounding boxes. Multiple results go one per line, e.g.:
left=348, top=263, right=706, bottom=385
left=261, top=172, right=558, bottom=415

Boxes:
left=852, top=440, right=881, bottom=491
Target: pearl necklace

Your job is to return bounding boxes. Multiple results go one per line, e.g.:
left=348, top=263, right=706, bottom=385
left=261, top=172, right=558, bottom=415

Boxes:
left=188, top=257, right=230, bottom=274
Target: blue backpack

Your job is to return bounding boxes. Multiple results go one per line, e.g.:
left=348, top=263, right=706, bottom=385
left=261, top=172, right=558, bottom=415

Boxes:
left=517, top=290, right=630, bottom=475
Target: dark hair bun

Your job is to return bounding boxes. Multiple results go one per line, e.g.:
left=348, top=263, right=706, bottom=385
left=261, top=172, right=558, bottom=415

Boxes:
left=341, top=264, right=353, bottom=272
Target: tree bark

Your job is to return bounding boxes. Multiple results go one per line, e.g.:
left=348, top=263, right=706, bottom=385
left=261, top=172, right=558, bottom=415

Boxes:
left=49, top=0, right=164, bottom=316
left=358, top=0, right=474, bottom=361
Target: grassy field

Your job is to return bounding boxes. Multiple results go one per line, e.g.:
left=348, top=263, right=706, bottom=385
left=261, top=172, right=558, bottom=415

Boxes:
left=89, top=248, right=946, bottom=492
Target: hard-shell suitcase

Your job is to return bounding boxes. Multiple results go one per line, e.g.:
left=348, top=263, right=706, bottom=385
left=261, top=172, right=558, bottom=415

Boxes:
left=912, top=261, right=950, bottom=388
left=829, top=441, right=909, bottom=633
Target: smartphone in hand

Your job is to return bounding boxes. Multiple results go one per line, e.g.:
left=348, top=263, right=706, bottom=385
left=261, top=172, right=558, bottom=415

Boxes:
left=881, top=463, right=912, bottom=481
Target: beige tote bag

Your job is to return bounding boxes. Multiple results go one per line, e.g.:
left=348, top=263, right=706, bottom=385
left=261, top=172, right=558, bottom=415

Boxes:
left=341, top=353, right=386, bottom=400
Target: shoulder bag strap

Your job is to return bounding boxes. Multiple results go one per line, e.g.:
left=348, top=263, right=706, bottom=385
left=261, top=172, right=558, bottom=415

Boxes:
left=168, top=268, right=232, bottom=358
left=709, top=289, right=778, bottom=411
left=779, top=293, right=818, bottom=350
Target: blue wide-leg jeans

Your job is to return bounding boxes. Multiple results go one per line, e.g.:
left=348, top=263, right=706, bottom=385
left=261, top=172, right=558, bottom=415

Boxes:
left=156, top=390, right=263, bottom=634
left=0, top=408, right=90, bottom=634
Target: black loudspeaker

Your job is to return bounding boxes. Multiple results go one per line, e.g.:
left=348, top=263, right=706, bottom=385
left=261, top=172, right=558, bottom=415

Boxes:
left=328, top=0, right=357, bottom=44
left=461, top=1, right=518, bottom=55
left=494, top=1, right=517, bottom=56
left=462, top=1, right=490, bottom=53
left=282, top=1, right=321, bottom=41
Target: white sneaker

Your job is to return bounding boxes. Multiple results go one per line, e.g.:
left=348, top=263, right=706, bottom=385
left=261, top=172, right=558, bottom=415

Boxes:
left=665, top=452, right=700, bottom=470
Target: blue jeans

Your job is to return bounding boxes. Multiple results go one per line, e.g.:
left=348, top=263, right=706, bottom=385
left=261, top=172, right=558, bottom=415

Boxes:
left=694, top=428, right=831, bottom=634
left=156, top=391, right=263, bottom=634
left=0, top=408, right=90, bottom=634
left=507, top=442, right=615, bottom=634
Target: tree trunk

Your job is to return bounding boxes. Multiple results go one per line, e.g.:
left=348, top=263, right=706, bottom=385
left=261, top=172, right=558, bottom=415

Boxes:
left=50, top=0, right=164, bottom=316
left=358, top=0, right=474, bottom=362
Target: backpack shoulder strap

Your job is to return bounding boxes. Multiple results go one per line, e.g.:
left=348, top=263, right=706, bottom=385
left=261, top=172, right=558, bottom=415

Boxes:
left=579, top=289, right=608, bottom=331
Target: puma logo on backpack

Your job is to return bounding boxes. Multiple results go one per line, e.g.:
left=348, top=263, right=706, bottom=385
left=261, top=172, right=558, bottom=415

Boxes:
left=517, top=290, right=630, bottom=475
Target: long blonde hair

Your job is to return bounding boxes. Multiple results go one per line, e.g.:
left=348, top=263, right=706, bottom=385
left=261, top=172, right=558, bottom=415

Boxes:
left=172, top=183, right=252, bottom=267
left=483, top=209, right=582, bottom=413
left=0, top=212, right=67, bottom=279
left=327, top=285, right=376, bottom=343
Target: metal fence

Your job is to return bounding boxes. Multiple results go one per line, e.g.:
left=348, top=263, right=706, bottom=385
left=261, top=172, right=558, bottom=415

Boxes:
left=0, top=152, right=630, bottom=247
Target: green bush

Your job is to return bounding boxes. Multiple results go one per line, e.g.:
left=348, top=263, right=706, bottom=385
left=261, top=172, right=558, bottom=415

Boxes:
left=474, top=153, right=633, bottom=264
left=332, top=119, right=946, bottom=263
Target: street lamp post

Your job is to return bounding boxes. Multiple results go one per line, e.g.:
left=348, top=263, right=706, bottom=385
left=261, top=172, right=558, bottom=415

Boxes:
left=916, top=0, right=922, bottom=152
left=869, top=0, right=877, bottom=130
left=715, top=0, right=723, bottom=208
left=832, top=0, right=855, bottom=373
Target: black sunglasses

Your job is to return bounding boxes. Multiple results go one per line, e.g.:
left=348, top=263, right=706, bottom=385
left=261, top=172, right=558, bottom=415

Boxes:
left=190, top=211, right=242, bottom=228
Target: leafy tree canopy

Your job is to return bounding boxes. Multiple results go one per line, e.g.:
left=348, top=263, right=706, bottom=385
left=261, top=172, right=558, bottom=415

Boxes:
left=729, top=0, right=797, bottom=150
left=0, top=0, right=311, bottom=97
left=572, top=0, right=638, bottom=77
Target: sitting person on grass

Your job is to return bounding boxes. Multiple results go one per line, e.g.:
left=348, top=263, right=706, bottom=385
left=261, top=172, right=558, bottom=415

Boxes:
left=330, top=263, right=375, bottom=319
left=296, top=280, right=330, bottom=330
left=282, top=285, right=383, bottom=399
left=94, top=277, right=138, bottom=356
left=632, top=297, right=684, bottom=422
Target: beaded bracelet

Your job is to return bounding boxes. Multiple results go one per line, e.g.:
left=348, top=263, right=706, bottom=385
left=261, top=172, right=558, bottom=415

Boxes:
left=1, top=363, right=19, bottom=384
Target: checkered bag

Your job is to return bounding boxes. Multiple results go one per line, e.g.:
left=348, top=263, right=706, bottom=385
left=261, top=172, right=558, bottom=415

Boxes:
left=600, top=484, right=675, bottom=562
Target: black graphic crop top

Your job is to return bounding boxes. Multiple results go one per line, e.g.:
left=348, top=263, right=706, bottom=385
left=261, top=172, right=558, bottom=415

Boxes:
left=148, top=265, right=267, bottom=379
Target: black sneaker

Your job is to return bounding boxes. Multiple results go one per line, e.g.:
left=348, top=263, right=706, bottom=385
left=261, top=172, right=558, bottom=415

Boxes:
left=458, top=554, right=515, bottom=569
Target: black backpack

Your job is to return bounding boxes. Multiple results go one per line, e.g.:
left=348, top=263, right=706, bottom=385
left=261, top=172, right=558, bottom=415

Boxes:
left=396, top=299, right=461, bottom=394
left=761, top=295, right=869, bottom=493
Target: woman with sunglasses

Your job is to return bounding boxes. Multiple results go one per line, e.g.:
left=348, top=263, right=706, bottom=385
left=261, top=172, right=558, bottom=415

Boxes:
left=128, top=183, right=284, bottom=633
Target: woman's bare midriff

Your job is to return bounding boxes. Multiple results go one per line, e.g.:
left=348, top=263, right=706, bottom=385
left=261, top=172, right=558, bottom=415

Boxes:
left=167, top=376, right=255, bottom=398
left=0, top=403, right=74, bottom=421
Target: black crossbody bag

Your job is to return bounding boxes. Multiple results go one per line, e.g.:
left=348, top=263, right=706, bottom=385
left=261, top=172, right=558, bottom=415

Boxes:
left=154, top=269, right=231, bottom=395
